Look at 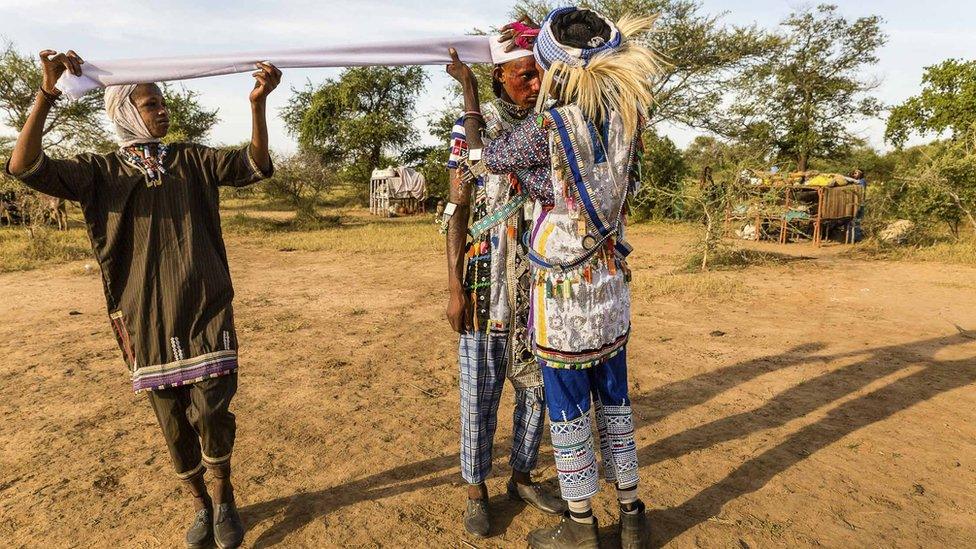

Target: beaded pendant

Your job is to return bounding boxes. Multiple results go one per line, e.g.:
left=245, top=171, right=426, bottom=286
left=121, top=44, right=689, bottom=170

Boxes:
left=121, top=143, right=169, bottom=187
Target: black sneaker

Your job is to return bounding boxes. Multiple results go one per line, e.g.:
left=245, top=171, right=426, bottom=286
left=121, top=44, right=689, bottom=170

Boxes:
left=185, top=507, right=213, bottom=549
left=213, top=502, right=244, bottom=549
left=464, top=498, right=490, bottom=538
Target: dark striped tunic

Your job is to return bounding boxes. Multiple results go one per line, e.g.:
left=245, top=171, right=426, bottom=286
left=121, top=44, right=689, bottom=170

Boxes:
left=6, top=144, right=272, bottom=392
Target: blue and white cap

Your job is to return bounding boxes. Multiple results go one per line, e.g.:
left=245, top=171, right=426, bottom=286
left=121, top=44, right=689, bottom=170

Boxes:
left=533, top=7, right=622, bottom=70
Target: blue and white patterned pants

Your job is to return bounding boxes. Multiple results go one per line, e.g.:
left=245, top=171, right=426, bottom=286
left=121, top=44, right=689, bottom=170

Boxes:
left=459, top=331, right=546, bottom=485
left=543, top=350, right=639, bottom=501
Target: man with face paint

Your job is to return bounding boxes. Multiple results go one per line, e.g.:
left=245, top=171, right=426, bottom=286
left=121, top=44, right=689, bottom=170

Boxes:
left=444, top=23, right=566, bottom=539
left=6, top=50, right=281, bottom=549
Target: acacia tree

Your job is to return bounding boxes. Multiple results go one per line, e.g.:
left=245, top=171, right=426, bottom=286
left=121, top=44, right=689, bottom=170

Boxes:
left=728, top=4, right=887, bottom=171
left=886, top=59, right=976, bottom=148
left=885, top=60, right=976, bottom=236
left=282, top=66, right=427, bottom=199
left=161, top=83, right=219, bottom=144
left=512, top=0, right=778, bottom=132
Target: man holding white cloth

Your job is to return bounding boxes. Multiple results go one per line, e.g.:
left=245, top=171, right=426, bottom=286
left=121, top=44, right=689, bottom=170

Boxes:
left=6, top=50, right=281, bottom=549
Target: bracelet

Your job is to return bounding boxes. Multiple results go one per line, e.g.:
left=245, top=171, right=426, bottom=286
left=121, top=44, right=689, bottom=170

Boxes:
left=439, top=202, right=460, bottom=234
left=38, top=87, right=62, bottom=104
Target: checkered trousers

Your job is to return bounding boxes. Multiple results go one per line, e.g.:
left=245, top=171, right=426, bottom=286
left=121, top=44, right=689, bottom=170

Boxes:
left=459, top=331, right=546, bottom=485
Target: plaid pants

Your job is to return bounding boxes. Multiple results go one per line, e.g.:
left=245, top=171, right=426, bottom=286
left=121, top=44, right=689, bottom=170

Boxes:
left=459, top=331, right=546, bottom=485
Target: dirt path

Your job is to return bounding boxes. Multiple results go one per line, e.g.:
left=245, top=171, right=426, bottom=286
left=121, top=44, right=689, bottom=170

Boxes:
left=1, top=222, right=975, bottom=548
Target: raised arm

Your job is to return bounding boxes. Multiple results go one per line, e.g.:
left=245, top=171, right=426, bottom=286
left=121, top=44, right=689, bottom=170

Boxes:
left=247, top=62, right=281, bottom=175
left=8, top=50, right=83, bottom=175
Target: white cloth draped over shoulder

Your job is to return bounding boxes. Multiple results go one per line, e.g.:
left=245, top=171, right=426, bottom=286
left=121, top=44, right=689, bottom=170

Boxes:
left=56, top=36, right=494, bottom=100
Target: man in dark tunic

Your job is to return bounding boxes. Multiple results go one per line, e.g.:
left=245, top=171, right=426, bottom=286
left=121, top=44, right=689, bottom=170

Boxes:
left=5, top=49, right=281, bottom=549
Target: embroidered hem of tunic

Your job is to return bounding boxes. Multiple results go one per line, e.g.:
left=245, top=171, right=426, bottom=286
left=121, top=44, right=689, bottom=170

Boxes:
left=132, top=350, right=239, bottom=393
left=535, top=331, right=629, bottom=369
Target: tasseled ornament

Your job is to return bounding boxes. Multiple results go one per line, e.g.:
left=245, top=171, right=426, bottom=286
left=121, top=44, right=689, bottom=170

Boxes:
left=606, top=240, right=617, bottom=275
left=621, top=260, right=633, bottom=283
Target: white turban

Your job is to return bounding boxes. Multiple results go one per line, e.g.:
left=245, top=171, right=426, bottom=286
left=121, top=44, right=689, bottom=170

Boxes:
left=104, top=84, right=160, bottom=147
left=489, top=34, right=534, bottom=66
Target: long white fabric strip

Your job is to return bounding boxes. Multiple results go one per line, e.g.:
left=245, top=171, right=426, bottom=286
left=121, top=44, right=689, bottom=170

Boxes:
left=57, top=35, right=492, bottom=100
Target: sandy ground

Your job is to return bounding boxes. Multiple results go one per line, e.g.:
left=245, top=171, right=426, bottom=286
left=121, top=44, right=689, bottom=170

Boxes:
left=1, top=219, right=975, bottom=549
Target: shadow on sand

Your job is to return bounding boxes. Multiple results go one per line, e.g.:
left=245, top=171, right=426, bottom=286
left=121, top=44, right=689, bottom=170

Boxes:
left=240, top=332, right=976, bottom=547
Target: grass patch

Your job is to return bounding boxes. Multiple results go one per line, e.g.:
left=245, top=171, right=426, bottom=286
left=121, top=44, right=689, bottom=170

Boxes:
left=846, top=237, right=976, bottom=266
left=223, top=212, right=342, bottom=233
left=224, top=210, right=442, bottom=255
left=682, top=244, right=805, bottom=273
left=631, top=270, right=748, bottom=302
left=0, top=226, right=91, bottom=273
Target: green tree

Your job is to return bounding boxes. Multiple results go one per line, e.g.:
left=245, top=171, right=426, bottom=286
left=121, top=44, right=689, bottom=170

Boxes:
left=161, top=84, right=219, bottom=144
left=511, top=0, right=779, bottom=132
left=282, top=67, right=427, bottom=202
left=630, top=131, right=687, bottom=220
left=886, top=59, right=976, bottom=148
left=0, top=41, right=111, bottom=154
left=728, top=4, right=887, bottom=171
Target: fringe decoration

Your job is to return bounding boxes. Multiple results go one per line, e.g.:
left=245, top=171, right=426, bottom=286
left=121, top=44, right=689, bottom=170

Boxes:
left=535, top=14, right=665, bottom=140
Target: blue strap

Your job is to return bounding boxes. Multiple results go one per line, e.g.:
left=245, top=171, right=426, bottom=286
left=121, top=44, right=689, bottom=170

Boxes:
left=548, top=108, right=610, bottom=237
left=549, top=108, right=631, bottom=260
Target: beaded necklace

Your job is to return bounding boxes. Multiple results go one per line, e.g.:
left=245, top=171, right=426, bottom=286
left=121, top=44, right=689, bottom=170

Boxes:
left=496, top=99, right=532, bottom=126
left=120, top=143, right=169, bottom=187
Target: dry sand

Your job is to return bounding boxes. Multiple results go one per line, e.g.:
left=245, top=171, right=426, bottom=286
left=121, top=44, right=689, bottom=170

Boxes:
left=1, top=221, right=974, bottom=548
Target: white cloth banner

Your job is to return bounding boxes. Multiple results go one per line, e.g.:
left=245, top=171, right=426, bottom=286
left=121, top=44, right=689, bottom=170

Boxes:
left=57, top=36, right=493, bottom=100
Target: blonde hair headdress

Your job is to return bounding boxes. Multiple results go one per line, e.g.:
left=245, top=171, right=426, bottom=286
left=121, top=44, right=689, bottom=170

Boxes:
left=533, top=7, right=663, bottom=137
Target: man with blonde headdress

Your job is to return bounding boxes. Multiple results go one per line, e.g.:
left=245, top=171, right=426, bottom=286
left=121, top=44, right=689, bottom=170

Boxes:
left=6, top=49, right=281, bottom=549
left=444, top=21, right=566, bottom=539
left=448, top=6, right=661, bottom=548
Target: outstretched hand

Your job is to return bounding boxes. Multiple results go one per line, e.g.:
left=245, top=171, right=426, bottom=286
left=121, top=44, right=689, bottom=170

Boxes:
left=250, top=62, right=282, bottom=103
left=445, top=48, right=477, bottom=90
left=39, top=49, right=84, bottom=95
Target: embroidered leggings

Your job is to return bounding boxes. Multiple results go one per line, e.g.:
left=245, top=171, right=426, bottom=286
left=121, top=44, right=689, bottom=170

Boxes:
left=542, top=351, right=639, bottom=501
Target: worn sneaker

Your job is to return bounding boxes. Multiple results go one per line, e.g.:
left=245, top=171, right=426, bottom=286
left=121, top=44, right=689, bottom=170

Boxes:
left=527, top=512, right=599, bottom=549
left=213, top=502, right=244, bottom=549
left=185, top=507, right=213, bottom=549
left=620, top=500, right=652, bottom=549
left=507, top=479, right=567, bottom=515
left=463, top=498, right=490, bottom=538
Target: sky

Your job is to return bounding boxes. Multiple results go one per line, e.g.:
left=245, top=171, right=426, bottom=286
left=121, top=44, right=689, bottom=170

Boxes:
left=1, top=0, right=974, bottom=153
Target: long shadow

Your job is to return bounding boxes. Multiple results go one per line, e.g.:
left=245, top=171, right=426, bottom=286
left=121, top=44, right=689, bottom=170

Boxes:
left=240, top=452, right=459, bottom=547
left=631, top=342, right=829, bottom=426
left=239, top=334, right=974, bottom=546
left=644, top=332, right=976, bottom=546
left=239, top=343, right=831, bottom=545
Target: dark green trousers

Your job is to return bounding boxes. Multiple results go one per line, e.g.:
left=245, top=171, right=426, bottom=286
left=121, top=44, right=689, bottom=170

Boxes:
left=147, top=373, right=238, bottom=479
